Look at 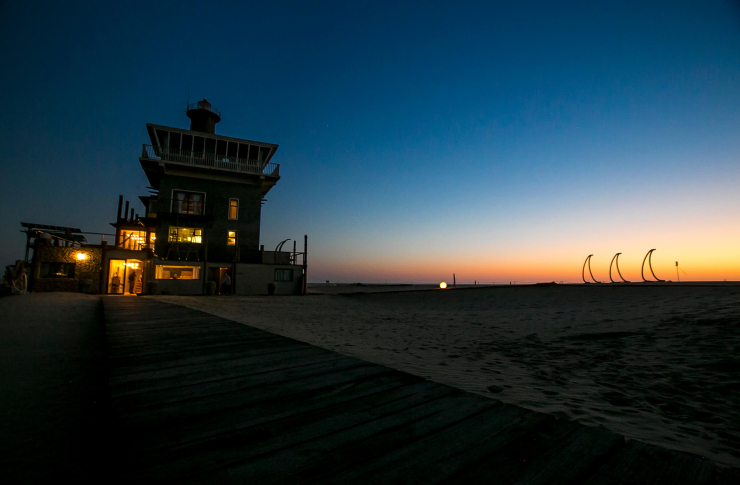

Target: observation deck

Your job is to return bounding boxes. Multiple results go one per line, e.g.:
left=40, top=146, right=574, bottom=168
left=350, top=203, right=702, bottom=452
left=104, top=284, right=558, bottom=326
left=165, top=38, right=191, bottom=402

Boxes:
left=140, top=145, right=279, bottom=177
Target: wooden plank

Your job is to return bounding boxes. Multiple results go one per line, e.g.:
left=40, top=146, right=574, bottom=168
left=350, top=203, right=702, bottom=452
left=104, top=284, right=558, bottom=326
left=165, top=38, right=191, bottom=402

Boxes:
left=125, top=381, right=456, bottom=481
left=106, top=334, right=289, bottom=358
left=118, top=373, right=423, bottom=456
left=109, top=345, right=333, bottom=387
left=102, top=298, right=734, bottom=485
left=113, top=362, right=393, bottom=426
left=445, top=419, right=623, bottom=485
left=106, top=327, right=274, bottom=350
left=107, top=339, right=309, bottom=376
left=314, top=403, right=550, bottom=484
left=110, top=346, right=344, bottom=397
left=105, top=317, right=245, bottom=333
left=187, top=392, right=499, bottom=484
left=583, top=439, right=714, bottom=485
left=110, top=355, right=368, bottom=412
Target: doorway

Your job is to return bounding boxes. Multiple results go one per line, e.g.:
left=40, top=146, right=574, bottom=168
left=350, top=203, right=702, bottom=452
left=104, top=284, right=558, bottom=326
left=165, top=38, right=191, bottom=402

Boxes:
left=107, top=259, right=145, bottom=295
left=207, top=266, right=232, bottom=294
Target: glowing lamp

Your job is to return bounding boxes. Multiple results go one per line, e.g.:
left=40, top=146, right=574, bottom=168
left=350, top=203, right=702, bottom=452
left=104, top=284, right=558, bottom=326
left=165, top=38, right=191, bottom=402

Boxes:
left=76, top=253, right=86, bottom=260
left=440, top=282, right=447, bottom=289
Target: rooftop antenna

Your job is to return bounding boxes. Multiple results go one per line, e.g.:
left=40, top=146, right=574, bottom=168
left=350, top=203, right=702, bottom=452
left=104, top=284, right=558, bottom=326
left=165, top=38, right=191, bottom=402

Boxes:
left=187, top=83, right=190, bottom=111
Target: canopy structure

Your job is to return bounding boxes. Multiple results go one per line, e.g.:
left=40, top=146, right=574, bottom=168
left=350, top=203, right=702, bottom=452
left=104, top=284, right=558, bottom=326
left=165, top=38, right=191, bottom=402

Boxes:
left=21, top=222, right=83, bottom=233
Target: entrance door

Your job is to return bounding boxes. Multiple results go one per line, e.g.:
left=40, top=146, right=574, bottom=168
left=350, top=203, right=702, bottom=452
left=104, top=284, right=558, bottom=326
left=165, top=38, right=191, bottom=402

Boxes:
left=124, top=260, right=144, bottom=295
left=108, top=260, right=125, bottom=294
left=207, top=267, right=231, bottom=294
left=219, top=268, right=230, bottom=295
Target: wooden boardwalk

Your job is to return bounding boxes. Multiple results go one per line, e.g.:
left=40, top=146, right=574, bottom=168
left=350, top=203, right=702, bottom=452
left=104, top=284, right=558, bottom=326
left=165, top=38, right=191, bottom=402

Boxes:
left=104, top=297, right=726, bottom=484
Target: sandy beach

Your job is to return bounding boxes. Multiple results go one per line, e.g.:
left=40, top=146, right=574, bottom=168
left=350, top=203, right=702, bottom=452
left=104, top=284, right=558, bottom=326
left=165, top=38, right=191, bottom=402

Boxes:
left=153, top=284, right=740, bottom=468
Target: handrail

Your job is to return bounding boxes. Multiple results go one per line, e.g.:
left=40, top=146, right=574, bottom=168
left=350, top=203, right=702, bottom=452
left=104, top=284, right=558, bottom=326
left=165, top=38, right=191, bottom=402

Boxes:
left=141, top=145, right=279, bottom=177
left=186, top=103, right=221, bottom=117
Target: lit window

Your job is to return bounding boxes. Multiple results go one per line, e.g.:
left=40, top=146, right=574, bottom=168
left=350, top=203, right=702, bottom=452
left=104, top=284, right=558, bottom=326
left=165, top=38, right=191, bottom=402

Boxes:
left=229, top=199, right=239, bottom=220
left=155, top=265, right=201, bottom=280
left=275, top=269, right=293, bottom=282
left=228, top=231, right=236, bottom=245
left=173, top=191, right=205, bottom=215
left=121, top=230, right=147, bottom=250
left=168, top=227, right=202, bottom=243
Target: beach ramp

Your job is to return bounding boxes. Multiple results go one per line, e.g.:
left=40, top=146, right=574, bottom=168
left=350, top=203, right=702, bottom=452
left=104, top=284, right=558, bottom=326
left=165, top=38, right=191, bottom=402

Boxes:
left=103, top=296, right=725, bottom=484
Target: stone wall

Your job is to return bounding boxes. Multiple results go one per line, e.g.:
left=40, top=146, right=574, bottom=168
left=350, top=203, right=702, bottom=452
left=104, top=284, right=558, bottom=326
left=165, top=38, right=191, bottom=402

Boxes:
left=34, top=246, right=102, bottom=293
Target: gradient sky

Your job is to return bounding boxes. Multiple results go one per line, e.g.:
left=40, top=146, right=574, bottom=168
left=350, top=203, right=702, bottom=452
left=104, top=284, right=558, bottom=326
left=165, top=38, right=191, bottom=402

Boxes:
left=1, top=0, right=739, bottom=283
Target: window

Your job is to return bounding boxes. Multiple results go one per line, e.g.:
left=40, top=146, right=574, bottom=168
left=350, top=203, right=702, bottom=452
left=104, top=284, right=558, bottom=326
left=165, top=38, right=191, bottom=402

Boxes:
left=227, top=231, right=236, bottom=246
left=156, top=129, right=168, bottom=148
left=40, top=262, right=75, bottom=278
left=275, top=269, right=293, bottom=282
left=173, top=191, right=204, bottom=215
left=120, top=230, right=147, bottom=250
left=168, top=227, right=202, bottom=243
left=229, top=199, right=238, bottom=220
left=155, top=265, right=201, bottom=280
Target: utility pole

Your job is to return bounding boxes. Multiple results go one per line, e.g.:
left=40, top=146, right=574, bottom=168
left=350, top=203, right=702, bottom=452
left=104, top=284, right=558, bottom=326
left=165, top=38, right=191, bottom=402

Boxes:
left=453, top=273, right=456, bottom=288
left=676, top=261, right=679, bottom=282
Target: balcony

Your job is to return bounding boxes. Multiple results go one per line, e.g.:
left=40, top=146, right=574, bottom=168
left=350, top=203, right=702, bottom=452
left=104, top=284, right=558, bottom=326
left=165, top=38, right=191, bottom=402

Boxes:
left=141, top=145, right=280, bottom=177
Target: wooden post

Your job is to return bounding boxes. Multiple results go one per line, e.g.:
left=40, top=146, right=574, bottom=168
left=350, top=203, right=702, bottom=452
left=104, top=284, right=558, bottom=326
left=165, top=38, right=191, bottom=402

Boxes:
left=232, top=231, right=238, bottom=294
left=303, top=234, right=308, bottom=295
left=202, top=233, right=208, bottom=295
left=453, top=273, right=456, bottom=288
left=31, top=239, right=41, bottom=292
left=24, top=231, right=31, bottom=264
left=99, top=240, right=108, bottom=294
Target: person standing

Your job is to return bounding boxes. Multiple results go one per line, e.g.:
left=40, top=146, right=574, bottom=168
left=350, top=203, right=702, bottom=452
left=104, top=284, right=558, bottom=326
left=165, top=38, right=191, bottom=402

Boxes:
left=221, top=271, right=232, bottom=295
left=128, top=270, right=137, bottom=294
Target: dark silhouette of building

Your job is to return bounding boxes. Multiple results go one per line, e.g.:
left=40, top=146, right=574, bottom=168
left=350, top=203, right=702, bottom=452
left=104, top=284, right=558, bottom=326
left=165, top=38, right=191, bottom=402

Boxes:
left=23, top=99, right=306, bottom=295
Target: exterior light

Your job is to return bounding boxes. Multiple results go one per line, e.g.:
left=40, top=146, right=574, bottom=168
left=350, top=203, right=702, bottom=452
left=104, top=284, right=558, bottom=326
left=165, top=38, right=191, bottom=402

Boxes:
left=76, top=253, right=86, bottom=260
left=440, top=282, right=447, bottom=289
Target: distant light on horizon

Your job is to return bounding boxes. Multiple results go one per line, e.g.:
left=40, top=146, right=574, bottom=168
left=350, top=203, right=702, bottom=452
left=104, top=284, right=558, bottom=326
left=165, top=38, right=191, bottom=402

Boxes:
left=440, top=282, right=447, bottom=289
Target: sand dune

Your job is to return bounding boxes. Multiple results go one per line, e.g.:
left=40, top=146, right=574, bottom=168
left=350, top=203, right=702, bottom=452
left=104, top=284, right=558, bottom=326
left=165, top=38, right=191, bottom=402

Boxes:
left=152, top=284, right=740, bottom=468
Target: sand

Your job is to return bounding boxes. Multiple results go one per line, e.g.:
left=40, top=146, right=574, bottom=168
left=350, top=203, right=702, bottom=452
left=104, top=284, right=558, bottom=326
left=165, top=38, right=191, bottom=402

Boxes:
left=152, top=284, right=740, bottom=468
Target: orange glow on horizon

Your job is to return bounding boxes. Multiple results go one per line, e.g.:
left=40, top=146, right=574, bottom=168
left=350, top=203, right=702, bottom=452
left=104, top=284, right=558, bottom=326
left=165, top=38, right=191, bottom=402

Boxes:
left=311, top=245, right=740, bottom=284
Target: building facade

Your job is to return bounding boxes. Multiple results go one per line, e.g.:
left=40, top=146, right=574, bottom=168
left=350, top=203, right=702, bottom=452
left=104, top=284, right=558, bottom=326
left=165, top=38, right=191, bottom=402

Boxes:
left=26, top=100, right=307, bottom=296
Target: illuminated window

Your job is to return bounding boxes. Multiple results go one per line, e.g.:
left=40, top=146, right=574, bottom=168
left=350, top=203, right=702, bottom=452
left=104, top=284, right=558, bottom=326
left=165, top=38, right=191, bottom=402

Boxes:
left=172, top=191, right=205, bottom=215
left=229, top=199, right=239, bottom=220
left=121, top=230, right=147, bottom=250
left=274, top=269, right=293, bottom=282
left=168, top=227, right=202, bottom=243
left=155, top=265, right=201, bottom=280
left=227, top=231, right=236, bottom=246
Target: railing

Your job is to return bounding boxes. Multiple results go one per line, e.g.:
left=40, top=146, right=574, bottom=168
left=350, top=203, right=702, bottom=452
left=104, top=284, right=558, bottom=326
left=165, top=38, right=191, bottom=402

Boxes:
left=141, top=145, right=280, bottom=177
left=187, top=103, right=221, bottom=117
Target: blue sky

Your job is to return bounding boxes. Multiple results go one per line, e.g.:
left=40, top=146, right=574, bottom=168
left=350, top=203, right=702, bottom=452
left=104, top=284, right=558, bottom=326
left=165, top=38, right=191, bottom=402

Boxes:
left=1, top=1, right=739, bottom=282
